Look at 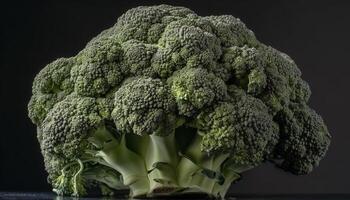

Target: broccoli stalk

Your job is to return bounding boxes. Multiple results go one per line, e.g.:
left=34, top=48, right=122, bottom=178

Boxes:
left=176, top=134, right=235, bottom=197
left=91, top=124, right=239, bottom=197
left=51, top=121, right=241, bottom=198
left=145, top=134, right=179, bottom=194
left=87, top=125, right=150, bottom=197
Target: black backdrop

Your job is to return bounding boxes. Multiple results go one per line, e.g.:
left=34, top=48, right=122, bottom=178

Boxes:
left=1, top=0, right=350, bottom=195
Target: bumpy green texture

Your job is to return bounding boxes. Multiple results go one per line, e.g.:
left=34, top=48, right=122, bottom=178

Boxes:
left=28, top=5, right=331, bottom=198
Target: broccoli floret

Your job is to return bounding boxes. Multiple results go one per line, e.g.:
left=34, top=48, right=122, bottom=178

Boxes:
left=168, top=67, right=227, bottom=117
left=204, top=15, right=258, bottom=47
left=196, top=93, right=279, bottom=168
left=72, top=37, right=125, bottom=97
left=121, top=40, right=158, bottom=77
left=28, top=58, right=75, bottom=124
left=38, top=95, right=124, bottom=195
left=221, top=45, right=267, bottom=95
left=28, top=5, right=331, bottom=199
left=112, top=77, right=176, bottom=136
left=274, top=103, right=331, bottom=174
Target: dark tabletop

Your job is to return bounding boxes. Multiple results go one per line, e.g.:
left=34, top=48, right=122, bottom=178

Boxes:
left=0, top=192, right=350, bottom=200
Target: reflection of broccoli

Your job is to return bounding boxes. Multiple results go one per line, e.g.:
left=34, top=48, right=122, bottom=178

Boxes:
left=28, top=5, right=331, bottom=198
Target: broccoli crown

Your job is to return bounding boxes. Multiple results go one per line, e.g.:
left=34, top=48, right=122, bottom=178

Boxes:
left=28, top=4, right=331, bottom=198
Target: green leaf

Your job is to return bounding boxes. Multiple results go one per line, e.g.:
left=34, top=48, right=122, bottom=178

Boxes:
left=152, top=162, right=170, bottom=169
left=201, top=169, right=216, bottom=179
left=153, top=178, right=169, bottom=184
left=201, top=168, right=226, bottom=185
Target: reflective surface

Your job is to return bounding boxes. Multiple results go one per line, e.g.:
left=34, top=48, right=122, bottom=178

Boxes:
left=0, top=192, right=349, bottom=200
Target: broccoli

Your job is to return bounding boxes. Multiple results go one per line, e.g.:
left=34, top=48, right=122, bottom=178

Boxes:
left=28, top=5, right=331, bottom=198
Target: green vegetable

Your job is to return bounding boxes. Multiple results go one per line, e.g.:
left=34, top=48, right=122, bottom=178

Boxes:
left=28, top=5, right=331, bottom=198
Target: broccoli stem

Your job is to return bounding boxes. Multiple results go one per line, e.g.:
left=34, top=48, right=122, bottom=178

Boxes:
left=146, top=133, right=179, bottom=194
left=176, top=134, right=203, bottom=187
left=86, top=124, right=241, bottom=198
left=89, top=126, right=150, bottom=197
left=83, top=166, right=126, bottom=191
left=176, top=133, right=237, bottom=197
left=71, top=159, right=86, bottom=196
left=212, top=166, right=241, bottom=198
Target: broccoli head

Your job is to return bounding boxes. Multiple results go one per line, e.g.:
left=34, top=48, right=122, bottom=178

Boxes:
left=28, top=5, right=331, bottom=199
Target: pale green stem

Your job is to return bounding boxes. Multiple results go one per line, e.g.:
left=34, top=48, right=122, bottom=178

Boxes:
left=90, top=126, right=150, bottom=197
left=146, top=133, right=179, bottom=194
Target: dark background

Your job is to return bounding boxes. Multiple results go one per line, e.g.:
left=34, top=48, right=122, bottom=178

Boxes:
left=1, top=0, right=349, bottom=195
